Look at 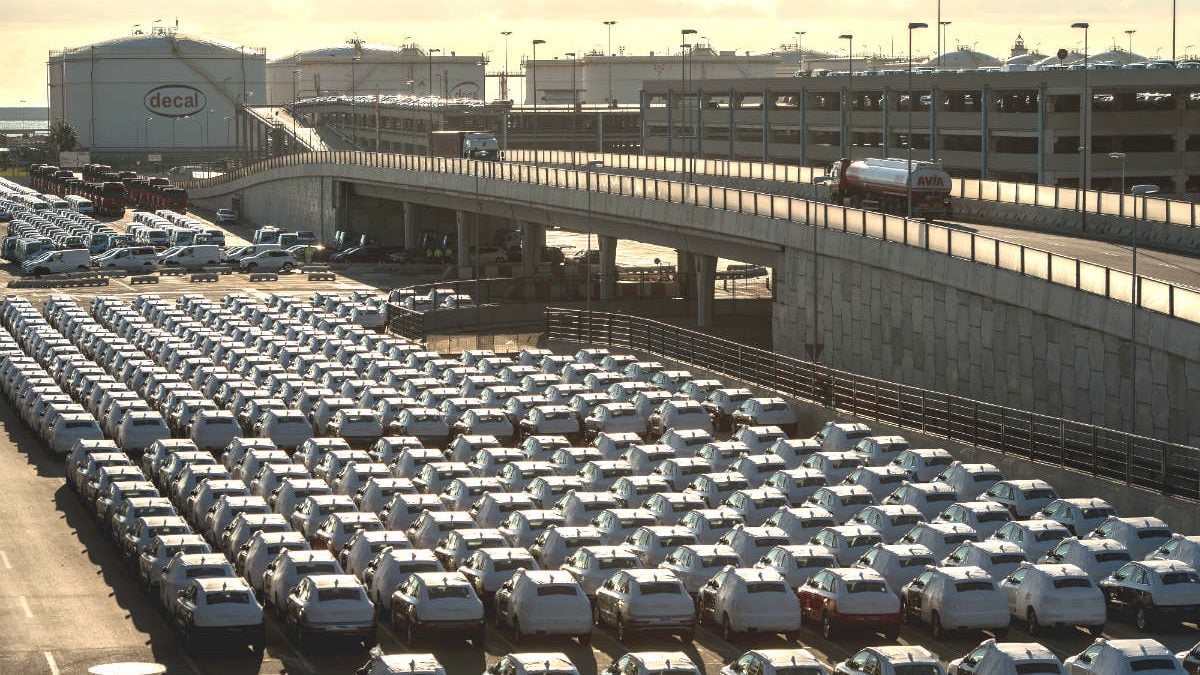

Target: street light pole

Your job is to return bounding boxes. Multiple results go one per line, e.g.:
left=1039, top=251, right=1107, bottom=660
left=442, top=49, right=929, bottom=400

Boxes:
left=937, top=0, right=942, bottom=68
left=795, top=31, right=807, bottom=72
left=427, top=48, right=441, bottom=156
left=604, top=21, right=617, bottom=106
left=585, top=159, right=604, bottom=334
left=1072, top=22, right=1090, bottom=230
left=939, top=22, right=952, bottom=59
left=1109, top=152, right=1127, bottom=198
left=907, top=23, right=928, bottom=219
left=1125, top=30, right=1136, bottom=62
left=681, top=29, right=697, bottom=170
left=839, top=34, right=854, bottom=160
left=1129, top=183, right=1159, bottom=434
left=501, top=31, right=512, bottom=101
left=532, top=39, right=545, bottom=164
left=350, top=55, right=360, bottom=149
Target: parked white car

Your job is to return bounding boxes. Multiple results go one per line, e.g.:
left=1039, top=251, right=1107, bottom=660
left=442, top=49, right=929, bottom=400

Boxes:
left=239, top=249, right=296, bottom=272
left=1033, top=497, right=1117, bottom=536
left=721, top=648, right=829, bottom=675
left=854, top=543, right=939, bottom=592
left=941, top=540, right=1028, bottom=581
left=982, top=480, right=1059, bottom=519
left=492, top=569, right=592, bottom=643
left=948, top=639, right=1065, bottom=675
left=1000, top=562, right=1106, bottom=636
left=283, top=574, right=375, bottom=648
left=388, top=571, right=485, bottom=645
left=1063, top=638, right=1186, bottom=675
left=696, top=566, right=802, bottom=639
left=899, top=565, right=1010, bottom=638
left=1038, top=537, right=1131, bottom=581
left=593, top=568, right=696, bottom=643
left=1086, top=516, right=1173, bottom=560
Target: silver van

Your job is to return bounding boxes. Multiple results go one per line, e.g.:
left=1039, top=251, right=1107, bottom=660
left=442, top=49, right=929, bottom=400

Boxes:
left=159, top=244, right=222, bottom=270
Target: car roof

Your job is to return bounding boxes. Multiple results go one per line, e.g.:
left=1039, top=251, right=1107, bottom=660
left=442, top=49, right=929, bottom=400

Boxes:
left=989, top=641, right=1059, bottom=662
left=964, top=540, right=1025, bottom=553
left=195, top=577, right=251, bottom=593
left=750, top=649, right=823, bottom=666
left=828, top=567, right=884, bottom=581
left=384, top=548, right=439, bottom=562
left=379, top=654, right=444, bottom=673
left=305, top=574, right=362, bottom=588
left=877, top=544, right=935, bottom=557
left=1099, top=638, right=1176, bottom=657
left=867, top=645, right=938, bottom=662
left=729, top=567, right=787, bottom=583
left=1137, top=559, right=1195, bottom=573
left=517, top=570, right=576, bottom=584
left=413, top=571, right=469, bottom=585
left=628, top=651, right=695, bottom=668
left=624, top=569, right=683, bottom=582
left=931, top=565, right=993, bottom=580
left=508, top=653, right=575, bottom=667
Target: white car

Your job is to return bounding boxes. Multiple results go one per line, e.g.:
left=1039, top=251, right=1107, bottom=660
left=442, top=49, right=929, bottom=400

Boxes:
left=835, top=646, right=944, bottom=675
left=1038, top=537, right=1131, bottom=581
left=1086, top=516, right=1173, bottom=560
left=601, top=652, right=700, bottom=675
left=170, top=577, right=265, bottom=654
left=388, top=571, right=485, bottom=645
left=594, top=569, right=696, bottom=643
left=238, top=531, right=310, bottom=593
left=763, top=467, right=828, bottom=505
left=805, top=485, right=875, bottom=522
left=1148, top=534, right=1200, bottom=568
left=239, top=249, right=296, bottom=272
left=721, top=487, right=789, bottom=527
left=933, top=461, right=1005, bottom=501
left=942, top=540, right=1028, bottom=580
left=948, top=639, right=1064, bottom=675
left=339, top=530, right=412, bottom=579
left=850, top=504, right=925, bottom=543
left=763, top=507, right=837, bottom=544
left=261, top=549, right=344, bottom=611
left=811, top=421, right=873, bottom=452
left=982, top=480, right=1059, bottom=519
left=697, top=566, right=802, bottom=639
left=810, top=525, right=885, bottom=567
left=990, top=520, right=1072, bottom=560
left=659, top=543, right=744, bottom=595
left=934, top=501, right=1013, bottom=540
left=851, top=435, right=910, bottom=467
left=487, top=653, right=579, bottom=675
left=215, top=209, right=238, bottom=223
left=722, top=649, right=829, bottom=675
left=1099, top=560, right=1200, bottom=630
left=492, top=569, right=591, bottom=643
left=899, top=565, right=1010, bottom=638
left=898, top=522, right=980, bottom=560
left=159, top=553, right=237, bottom=611
left=560, top=545, right=641, bottom=597
left=1063, top=638, right=1186, bottom=674
left=890, top=448, right=955, bottom=482
left=1000, top=562, right=1106, bottom=636
left=364, top=547, right=443, bottom=611
left=1033, top=498, right=1117, bottom=536
left=284, top=574, right=375, bottom=648
left=854, top=543, right=938, bottom=592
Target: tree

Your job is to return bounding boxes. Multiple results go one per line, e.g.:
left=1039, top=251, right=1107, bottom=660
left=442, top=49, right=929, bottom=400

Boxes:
left=47, top=120, right=79, bottom=153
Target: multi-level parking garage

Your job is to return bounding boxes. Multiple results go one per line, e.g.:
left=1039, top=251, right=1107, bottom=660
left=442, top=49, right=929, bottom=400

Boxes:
left=0, top=275, right=1197, bottom=674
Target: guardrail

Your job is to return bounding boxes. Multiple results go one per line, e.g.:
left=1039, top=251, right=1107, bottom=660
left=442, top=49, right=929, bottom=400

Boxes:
left=503, top=149, right=1200, bottom=228
left=544, top=307, right=1200, bottom=501
left=180, top=151, right=1200, bottom=325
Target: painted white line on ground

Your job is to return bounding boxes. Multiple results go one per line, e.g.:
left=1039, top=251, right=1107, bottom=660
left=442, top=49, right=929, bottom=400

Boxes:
left=43, top=651, right=59, bottom=675
left=19, top=595, right=33, bottom=618
left=0, top=550, right=11, bottom=569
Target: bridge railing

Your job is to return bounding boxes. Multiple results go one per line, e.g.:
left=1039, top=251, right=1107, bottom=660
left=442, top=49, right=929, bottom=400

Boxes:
left=501, top=149, right=1200, bottom=229
left=544, top=306, right=1200, bottom=500
left=181, top=151, right=1200, bottom=326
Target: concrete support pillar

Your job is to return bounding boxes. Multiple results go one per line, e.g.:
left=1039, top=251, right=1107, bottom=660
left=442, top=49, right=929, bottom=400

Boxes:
left=455, top=210, right=474, bottom=273
left=882, top=87, right=890, bottom=158
left=402, top=202, right=419, bottom=251
left=694, top=254, right=716, bottom=329
left=598, top=234, right=618, bottom=300
left=1036, top=83, right=1047, bottom=184
left=928, top=85, right=939, bottom=161
left=676, top=250, right=694, bottom=297
left=521, top=221, right=545, bottom=276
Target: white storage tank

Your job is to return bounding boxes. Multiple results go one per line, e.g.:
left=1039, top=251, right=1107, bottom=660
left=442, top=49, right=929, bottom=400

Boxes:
left=47, top=26, right=266, bottom=151
left=267, top=41, right=486, bottom=105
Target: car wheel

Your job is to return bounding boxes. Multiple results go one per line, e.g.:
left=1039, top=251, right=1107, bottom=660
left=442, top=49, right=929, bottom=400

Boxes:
left=721, top=613, right=736, bottom=642
left=246, top=263, right=257, bottom=271
left=616, top=615, right=628, bottom=644
left=1135, top=606, right=1154, bottom=631
left=1026, top=608, right=1042, bottom=637
left=281, top=263, right=293, bottom=272
left=930, top=611, right=946, bottom=639
left=822, top=611, right=838, bottom=639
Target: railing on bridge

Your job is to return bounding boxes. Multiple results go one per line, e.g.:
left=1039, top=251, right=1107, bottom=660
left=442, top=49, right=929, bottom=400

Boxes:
left=544, top=307, right=1200, bottom=501
left=180, top=151, right=1200, bottom=326
left=501, top=149, right=1200, bottom=229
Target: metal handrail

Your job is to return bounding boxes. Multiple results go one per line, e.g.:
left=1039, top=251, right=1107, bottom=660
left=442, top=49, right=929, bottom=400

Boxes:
left=542, top=306, right=1200, bottom=501
left=179, top=151, right=1200, bottom=325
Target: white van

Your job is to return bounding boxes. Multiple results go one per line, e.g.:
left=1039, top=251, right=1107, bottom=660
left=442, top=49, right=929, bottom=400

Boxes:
left=159, top=244, right=222, bottom=270
left=225, top=243, right=280, bottom=262
left=21, top=248, right=92, bottom=276
left=65, top=195, right=95, bottom=214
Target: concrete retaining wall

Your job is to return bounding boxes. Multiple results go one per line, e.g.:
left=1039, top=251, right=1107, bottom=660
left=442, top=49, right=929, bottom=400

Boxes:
left=773, top=227, right=1200, bottom=446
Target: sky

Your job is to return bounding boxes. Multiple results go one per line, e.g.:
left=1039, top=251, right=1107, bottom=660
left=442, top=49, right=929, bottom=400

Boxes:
left=0, top=0, right=1190, bottom=105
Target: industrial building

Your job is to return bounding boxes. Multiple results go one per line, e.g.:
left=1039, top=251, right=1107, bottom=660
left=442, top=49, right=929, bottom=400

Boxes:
left=640, top=67, right=1200, bottom=194
left=265, top=41, right=487, bottom=105
left=525, top=47, right=780, bottom=107
left=47, top=26, right=266, bottom=156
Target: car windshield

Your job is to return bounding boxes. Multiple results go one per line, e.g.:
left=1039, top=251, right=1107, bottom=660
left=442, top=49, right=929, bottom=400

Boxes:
left=701, top=555, right=742, bottom=568
left=1161, top=571, right=1200, bottom=585
left=492, top=557, right=534, bottom=571
left=206, top=591, right=250, bottom=604
left=1095, top=551, right=1131, bottom=563
left=318, top=587, right=364, bottom=601
left=1082, top=507, right=1115, bottom=518
left=845, top=580, right=887, bottom=593
left=186, top=566, right=227, bottom=578
left=945, top=533, right=974, bottom=544
left=746, top=581, right=787, bottom=593
left=1139, top=529, right=1173, bottom=539
left=295, top=562, right=337, bottom=575
left=902, top=557, right=937, bottom=567
left=1013, top=664, right=1063, bottom=674
left=993, top=553, right=1026, bottom=564
left=894, top=666, right=943, bottom=675
left=427, top=584, right=471, bottom=599
left=753, top=497, right=787, bottom=508
left=978, top=511, right=1010, bottom=522
left=847, top=535, right=881, bottom=547
left=755, top=536, right=789, bottom=547
left=1130, top=660, right=1177, bottom=672
left=1052, top=578, right=1092, bottom=588
left=954, top=580, right=995, bottom=592
left=1022, top=488, right=1056, bottom=499
left=893, top=515, right=922, bottom=525
left=658, top=536, right=692, bottom=547
left=536, top=585, right=579, bottom=596
left=843, top=494, right=874, bottom=505
left=638, top=581, right=682, bottom=595
left=794, top=556, right=837, bottom=568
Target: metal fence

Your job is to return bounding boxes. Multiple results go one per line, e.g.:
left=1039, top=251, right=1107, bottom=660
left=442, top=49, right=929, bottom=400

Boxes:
left=502, top=149, right=1200, bottom=228
left=544, top=307, right=1200, bottom=501
left=180, top=151, right=1200, bottom=325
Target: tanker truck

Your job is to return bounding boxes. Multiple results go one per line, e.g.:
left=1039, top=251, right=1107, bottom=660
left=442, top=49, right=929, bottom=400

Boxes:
left=828, top=157, right=952, bottom=219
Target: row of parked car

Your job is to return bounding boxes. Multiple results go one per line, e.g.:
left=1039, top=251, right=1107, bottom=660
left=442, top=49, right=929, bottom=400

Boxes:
left=6, top=289, right=1200, bottom=673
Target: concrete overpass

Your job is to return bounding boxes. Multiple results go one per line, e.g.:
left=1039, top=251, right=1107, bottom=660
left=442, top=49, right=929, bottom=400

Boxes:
left=182, top=151, right=1200, bottom=446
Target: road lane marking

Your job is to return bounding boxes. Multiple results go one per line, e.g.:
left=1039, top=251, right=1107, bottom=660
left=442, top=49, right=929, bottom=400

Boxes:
left=19, top=595, right=32, bottom=618
left=43, top=651, right=59, bottom=675
left=0, top=550, right=11, bottom=569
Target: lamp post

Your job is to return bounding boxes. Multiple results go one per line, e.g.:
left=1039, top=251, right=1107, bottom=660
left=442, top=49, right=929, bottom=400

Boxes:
left=936, top=0, right=942, bottom=68
left=1172, top=0, right=1177, bottom=62
left=604, top=21, right=617, bottom=105
left=681, top=29, right=697, bottom=168
left=427, top=48, right=441, bottom=156
left=350, top=55, right=361, bottom=148
left=566, top=52, right=578, bottom=163
left=1128, top=183, right=1159, bottom=434
left=795, top=31, right=807, bottom=72
left=501, top=31, right=512, bottom=101
left=532, top=39, right=545, bottom=163
left=292, top=69, right=301, bottom=144
left=907, top=22, right=928, bottom=219
left=939, top=21, right=952, bottom=61
left=1108, top=152, right=1127, bottom=197
left=839, top=34, right=854, bottom=159
left=585, top=159, right=604, bottom=332
left=1072, top=21, right=1090, bottom=230
left=1125, top=30, right=1136, bottom=62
